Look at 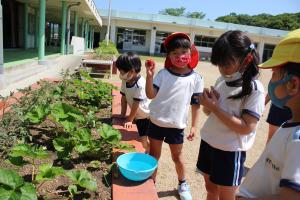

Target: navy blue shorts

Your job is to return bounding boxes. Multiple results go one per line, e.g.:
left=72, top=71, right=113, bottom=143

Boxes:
left=267, top=104, right=292, bottom=126
left=135, top=118, right=150, bottom=137
left=196, top=140, right=246, bottom=186
left=147, top=121, right=184, bottom=144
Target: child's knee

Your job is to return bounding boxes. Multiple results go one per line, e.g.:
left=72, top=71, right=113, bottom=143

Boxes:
left=171, top=154, right=183, bottom=164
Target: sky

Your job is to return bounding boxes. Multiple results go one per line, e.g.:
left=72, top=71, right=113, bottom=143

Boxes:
left=95, top=0, right=300, bottom=20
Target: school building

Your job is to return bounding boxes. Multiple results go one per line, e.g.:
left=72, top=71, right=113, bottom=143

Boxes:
left=0, top=0, right=102, bottom=77
left=98, top=9, right=289, bottom=62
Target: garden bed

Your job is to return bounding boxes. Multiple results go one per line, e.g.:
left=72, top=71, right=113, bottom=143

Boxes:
left=0, top=71, right=132, bottom=200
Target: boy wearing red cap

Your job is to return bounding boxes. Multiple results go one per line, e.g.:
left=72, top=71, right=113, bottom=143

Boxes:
left=145, top=32, right=203, bottom=200
left=238, top=29, right=300, bottom=199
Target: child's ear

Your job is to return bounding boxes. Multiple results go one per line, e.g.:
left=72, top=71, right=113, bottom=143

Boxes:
left=287, top=76, right=300, bottom=95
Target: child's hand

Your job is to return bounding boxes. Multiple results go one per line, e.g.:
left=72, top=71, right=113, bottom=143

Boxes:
left=199, top=90, right=219, bottom=111
left=124, top=119, right=133, bottom=129
left=145, top=59, right=155, bottom=77
left=187, top=127, right=196, bottom=141
left=210, top=86, right=220, bottom=100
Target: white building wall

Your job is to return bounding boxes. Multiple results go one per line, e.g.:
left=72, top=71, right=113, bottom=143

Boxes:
left=101, top=18, right=284, bottom=57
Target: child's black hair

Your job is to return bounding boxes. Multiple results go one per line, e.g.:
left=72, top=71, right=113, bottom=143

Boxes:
left=281, top=62, right=300, bottom=78
left=165, top=37, right=191, bottom=53
left=115, top=52, right=141, bottom=73
left=211, top=30, right=259, bottom=99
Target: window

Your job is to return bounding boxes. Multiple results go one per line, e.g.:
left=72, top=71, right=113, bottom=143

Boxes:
left=155, top=32, right=171, bottom=53
left=263, top=44, right=275, bottom=62
left=116, top=28, right=146, bottom=47
left=194, top=35, right=216, bottom=48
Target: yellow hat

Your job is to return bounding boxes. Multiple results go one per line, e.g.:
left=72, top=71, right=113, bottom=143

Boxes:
left=259, top=29, right=300, bottom=68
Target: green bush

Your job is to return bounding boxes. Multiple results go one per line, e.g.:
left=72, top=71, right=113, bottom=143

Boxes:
left=95, top=40, right=119, bottom=60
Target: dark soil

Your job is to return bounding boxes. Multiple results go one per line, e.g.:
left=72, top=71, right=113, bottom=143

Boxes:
left=0, top=109, right=112, bottom=200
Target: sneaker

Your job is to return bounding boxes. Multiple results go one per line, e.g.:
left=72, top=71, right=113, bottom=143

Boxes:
left=178, top=182, right=192, bottom=200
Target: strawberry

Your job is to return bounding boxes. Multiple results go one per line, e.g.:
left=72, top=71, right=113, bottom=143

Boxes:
left=145, top=59, right=155, bottom=70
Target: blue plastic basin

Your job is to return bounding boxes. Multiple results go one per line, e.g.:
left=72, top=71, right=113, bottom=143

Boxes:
left=116, top=152, right=158, bottom=181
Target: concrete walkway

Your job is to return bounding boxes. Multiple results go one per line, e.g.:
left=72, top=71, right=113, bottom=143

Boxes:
left=0, top=55, right=82, bottom=97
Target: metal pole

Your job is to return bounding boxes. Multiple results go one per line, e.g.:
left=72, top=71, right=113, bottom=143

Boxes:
left=74, top=12, right=78, bottom=36
left=60, top=1, right=67, bottom=55
left=89, top=26, right=93, bottom=49
left=38, top=0, right=46, bottom=62
left=81, top=18, right=84, bottom=37
left=106, top=0, right=112, bottom=46
left=24, top=2, right=29, bottom=49
left=66, top=3, right=80, bottom=54
left=66, top=7, right=71, bottom=54
left=85, top=22, right=89, bottom=50
left=34, top=8, right=39, bottom=48
left=0, top=0, right=4, bottom=81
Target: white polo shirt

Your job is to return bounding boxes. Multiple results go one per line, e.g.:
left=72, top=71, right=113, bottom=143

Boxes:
left=200, top=77, right=265, bottom=151
left=120, top=76, right=150, bottom=120
left=149, top=68, right=204, bottom=129
left=238, top=122, right=300, bottom=198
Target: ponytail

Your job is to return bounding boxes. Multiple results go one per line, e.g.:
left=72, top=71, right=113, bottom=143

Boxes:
left=230, top=45, right=259, bottom=99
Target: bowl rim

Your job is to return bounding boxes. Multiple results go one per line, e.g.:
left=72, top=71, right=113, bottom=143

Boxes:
left=116, top=152, right=158, bottom=173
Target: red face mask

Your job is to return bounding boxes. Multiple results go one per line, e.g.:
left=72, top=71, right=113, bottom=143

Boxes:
left=170, top=54, right=191, bottom=68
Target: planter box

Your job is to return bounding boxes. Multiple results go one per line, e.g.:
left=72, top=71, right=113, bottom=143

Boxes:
left=81, top=59, right=113, bottom=79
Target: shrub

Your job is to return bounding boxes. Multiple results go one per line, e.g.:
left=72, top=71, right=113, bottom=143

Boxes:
left=95, top=40, right=119, bottom=60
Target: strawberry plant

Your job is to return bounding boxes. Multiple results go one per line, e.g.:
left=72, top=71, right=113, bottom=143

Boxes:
left=0, top=168, right=37, bottom=200
left=66, top=169, right=97, bottom=198
left=8, top=144, right=49, bottom=181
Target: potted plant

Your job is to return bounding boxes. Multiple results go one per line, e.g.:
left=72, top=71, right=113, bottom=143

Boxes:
left=94, top=40, right=119, bottom=74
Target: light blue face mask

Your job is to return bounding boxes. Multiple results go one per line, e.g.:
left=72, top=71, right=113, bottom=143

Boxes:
left=268, top=74, right=293, bottom=109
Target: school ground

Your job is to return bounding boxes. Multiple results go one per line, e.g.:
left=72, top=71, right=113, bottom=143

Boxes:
left=111, top=57, right=272, bottom=200
left=2, top=55, right=272, bottom=200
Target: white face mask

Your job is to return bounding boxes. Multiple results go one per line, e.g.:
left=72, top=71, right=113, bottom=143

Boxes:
left=119, top=72, right=133, bottom=82
left=223, top=71, right=242, bottom=82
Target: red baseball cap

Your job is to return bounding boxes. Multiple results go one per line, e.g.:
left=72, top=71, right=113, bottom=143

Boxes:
left=164, top=32, right=199, bottom=69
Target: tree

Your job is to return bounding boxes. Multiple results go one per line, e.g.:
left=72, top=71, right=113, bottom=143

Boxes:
left=159, top=7, right=186, bottom=16
left=186, top=12, right=206, bottom=19
left=216, top=12, right=300, bottom=31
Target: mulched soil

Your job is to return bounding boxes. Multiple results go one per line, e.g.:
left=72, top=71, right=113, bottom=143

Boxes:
left=0, top=109, right=112, bottom=200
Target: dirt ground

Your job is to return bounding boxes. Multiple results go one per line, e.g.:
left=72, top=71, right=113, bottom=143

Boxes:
left=111, top=59, right=272, bottom=200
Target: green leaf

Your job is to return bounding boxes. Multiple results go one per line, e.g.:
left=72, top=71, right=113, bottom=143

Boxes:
left=9, top=144, right=34, bottom=158
left=66, top=170, right=97, bottom=191
left=116, top=143, right=135, bottom=152
left=51, top=103, right=69, bottom=119
left=74, top=144, right=90, bottom=154
left=68, top=185, right=78, bottom=197
left=19, top=183, right=37, bottom=200
left=98, top=124, right=121, bottom=145
left=0, top=188, right=21, bottom=200
left=25, top=105, right=49, bottom=124
left=80, top=179, right=97, bottom=192
left=89, top=161, right=101, bottom=169
left=33, top=148, right=49, bottom=160
left=60, top=120, right=76, bottom=132
left=9, top=144, right=49, bottom=160
left=6, top=156, right=29, bottom=167
left=53, top=137, right=74, bottom=159
left=51, top=103, right=84, bottom=122
left=0, top=168, right=24, bottom=190
left=73, top=129, right=92, bottom=142
left=35, top=163, right=64, bottom=182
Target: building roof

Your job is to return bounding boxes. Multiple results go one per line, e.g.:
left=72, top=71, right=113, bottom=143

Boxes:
left=17, top=0, right=102, bottom=26
left=99, top=9, right=289, bottom=38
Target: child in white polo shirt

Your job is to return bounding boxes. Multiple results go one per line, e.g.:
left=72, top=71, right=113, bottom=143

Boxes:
left=197, top=30, right=265, bottom=200
left=116, top=52, right=151, bottom=153
left=238, top=29, right=300, bottom=200
left=145, top=32, right=204, bottom=200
